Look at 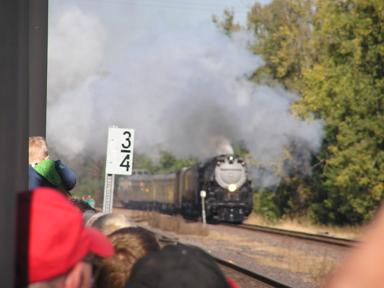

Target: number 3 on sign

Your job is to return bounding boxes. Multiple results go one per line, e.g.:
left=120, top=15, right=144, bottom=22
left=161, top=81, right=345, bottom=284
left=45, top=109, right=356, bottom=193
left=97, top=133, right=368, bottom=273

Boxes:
left=120, top=131, right=132, bottom=171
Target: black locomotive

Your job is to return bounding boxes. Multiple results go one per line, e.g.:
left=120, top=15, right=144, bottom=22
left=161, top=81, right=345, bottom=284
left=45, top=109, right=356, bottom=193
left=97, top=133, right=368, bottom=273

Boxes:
left=115, top=154, right=253, bottom=223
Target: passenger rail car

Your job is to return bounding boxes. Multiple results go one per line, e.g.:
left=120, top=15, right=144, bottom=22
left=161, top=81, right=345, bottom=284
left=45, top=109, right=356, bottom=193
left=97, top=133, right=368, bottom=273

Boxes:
left=115, top=155, right=253, bottom=223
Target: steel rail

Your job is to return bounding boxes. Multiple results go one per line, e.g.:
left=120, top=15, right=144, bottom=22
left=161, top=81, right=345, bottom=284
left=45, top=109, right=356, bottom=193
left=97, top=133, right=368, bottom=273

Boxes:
left=228, top=223, right=357, bottom=247
left=214, top=256, right=292, bottom=288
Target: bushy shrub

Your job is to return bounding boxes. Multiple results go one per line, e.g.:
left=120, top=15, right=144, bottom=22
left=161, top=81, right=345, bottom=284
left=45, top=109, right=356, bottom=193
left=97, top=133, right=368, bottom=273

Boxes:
left=253, top=190, right=281, bottom=222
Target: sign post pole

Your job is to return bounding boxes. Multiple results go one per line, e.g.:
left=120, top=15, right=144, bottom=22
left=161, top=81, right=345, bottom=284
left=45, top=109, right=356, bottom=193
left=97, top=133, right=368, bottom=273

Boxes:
left=103, top=126, right=134, bottom=213
left=102, top=173, right=115, bottom=214
left=200, top=190, right=207, bottom=226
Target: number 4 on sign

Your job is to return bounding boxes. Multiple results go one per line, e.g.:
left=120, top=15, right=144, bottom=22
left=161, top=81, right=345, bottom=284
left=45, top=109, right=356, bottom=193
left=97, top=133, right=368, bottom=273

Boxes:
left=120, top=153, right=131, bottom=171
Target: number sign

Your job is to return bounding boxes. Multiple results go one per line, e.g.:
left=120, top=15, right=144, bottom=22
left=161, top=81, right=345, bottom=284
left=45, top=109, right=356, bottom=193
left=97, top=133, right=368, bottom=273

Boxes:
left=105, top=127, right=135, bottom=175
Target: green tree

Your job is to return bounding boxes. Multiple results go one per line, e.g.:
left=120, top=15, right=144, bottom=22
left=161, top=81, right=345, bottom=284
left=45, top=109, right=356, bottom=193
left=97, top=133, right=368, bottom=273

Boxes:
left=212, top=9, right=241, bottom=36
left=155, top=151, right=197, bottom=174
left=68, top=155, right=105, bottom=205
left=246, top=0, right=384, bottom=224
left=232, top=140, right=250, bottom=158
left=133, top=153, right=156, bottom=173
left=247, top=0, right=320, bottom=220
left=298, top=0, right=384, bottom=224
left=247, top=0, right=316, bottom=90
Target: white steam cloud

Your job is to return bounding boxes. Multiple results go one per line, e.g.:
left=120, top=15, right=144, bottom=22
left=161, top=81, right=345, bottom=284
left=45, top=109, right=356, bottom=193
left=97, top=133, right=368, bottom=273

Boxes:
left=47, top=7, right=323, bottom=188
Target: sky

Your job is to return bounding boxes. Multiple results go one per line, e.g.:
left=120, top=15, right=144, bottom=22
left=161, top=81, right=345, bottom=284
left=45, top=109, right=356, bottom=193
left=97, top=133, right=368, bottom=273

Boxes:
left=46, top=0, right=324, bottom=187
left=49, top=0, right=268, bottom=26
left=48, top=0, right=269, bottom=64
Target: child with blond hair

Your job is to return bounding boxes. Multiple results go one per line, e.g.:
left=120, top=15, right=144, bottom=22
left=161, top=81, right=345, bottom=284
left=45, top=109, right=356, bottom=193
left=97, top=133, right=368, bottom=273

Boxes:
left=28, top=136, right=76, bottom=195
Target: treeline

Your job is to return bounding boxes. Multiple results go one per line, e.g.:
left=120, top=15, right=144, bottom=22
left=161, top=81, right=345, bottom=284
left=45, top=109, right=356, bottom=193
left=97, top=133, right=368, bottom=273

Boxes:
left=220, top=0, right=383, bottom=224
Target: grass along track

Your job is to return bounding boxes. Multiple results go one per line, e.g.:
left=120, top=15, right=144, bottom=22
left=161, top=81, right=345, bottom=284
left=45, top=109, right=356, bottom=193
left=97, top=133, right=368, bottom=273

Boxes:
left=115, top=208, right=356, bottom=247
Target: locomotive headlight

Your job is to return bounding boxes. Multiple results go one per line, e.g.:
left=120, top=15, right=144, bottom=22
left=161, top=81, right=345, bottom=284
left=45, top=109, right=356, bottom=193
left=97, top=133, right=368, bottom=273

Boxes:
left=228, top=184, right=237, bottom=192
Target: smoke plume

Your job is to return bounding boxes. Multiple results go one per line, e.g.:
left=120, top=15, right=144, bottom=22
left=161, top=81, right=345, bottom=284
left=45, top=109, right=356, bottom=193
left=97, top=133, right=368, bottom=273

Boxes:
left=47, top=6, right=323, bottom=187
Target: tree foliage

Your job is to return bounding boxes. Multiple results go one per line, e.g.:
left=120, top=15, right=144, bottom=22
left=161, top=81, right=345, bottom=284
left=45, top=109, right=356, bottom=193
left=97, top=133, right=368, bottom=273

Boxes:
left=301, top=0, right=384, bottom=223
left=247, top=0, right=316, bottom=90
left=134, top=151, right=197, bottom=174
left=213, top=9, right=241, bottom=36
left=247, top=0, right=384, bottom=224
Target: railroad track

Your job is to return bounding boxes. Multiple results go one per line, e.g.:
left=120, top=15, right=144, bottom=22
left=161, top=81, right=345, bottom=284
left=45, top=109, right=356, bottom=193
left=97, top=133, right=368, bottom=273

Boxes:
left=116, top=208, right=356, bottom=247
left=226, top=223, right=356, bottom=247
left=215, top=257, right=292, bottom=288
left=114, top=209, right=349, bottom=286
left=153, top=230, right=292, bottom=288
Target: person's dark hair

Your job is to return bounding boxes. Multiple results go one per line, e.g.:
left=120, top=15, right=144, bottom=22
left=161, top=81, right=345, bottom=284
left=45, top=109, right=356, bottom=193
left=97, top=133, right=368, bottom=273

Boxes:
left=95, top=227, right=160, bottom=288
left=125, top=244, right=230, bottom=288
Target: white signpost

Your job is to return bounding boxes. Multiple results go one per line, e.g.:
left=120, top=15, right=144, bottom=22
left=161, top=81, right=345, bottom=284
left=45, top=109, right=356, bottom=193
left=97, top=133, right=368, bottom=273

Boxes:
left=103, top=127, right=135, bottom=213
left=200, top=190, right=207, bottom=226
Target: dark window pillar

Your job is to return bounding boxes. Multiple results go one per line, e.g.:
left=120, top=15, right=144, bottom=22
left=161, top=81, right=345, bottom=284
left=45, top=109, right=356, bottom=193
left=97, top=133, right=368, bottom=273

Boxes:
left=29, top=0, right=48, bottom=137
left=0, top=0, right=48, bottom=284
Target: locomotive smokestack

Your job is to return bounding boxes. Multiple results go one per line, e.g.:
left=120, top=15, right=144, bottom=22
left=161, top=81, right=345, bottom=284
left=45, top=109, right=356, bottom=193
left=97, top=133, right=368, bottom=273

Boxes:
left=215, top=137, right=234, bottom=156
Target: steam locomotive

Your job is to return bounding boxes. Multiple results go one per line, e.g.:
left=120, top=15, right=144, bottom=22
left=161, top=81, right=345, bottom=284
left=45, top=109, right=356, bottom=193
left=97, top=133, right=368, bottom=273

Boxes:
left=114, top=154, right=253, bottom=223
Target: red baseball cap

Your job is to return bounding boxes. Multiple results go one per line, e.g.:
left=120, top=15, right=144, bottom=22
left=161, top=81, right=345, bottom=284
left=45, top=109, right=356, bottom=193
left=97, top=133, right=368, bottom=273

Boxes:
left=226, top=277, right=240, bottom=288
left=27, top=187, right=114, bottom=283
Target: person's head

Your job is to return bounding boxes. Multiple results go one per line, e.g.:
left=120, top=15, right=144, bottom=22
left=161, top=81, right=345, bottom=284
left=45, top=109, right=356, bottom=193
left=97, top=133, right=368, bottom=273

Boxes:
left=16, top=187, right=114, bottom=288
left=29, top=136, right=49, bottom=165
left=87, top=213, right=137, bottom=235
left=95, top=227, right=160, bottom=288
left=125, top=244, right=231, bottom=288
